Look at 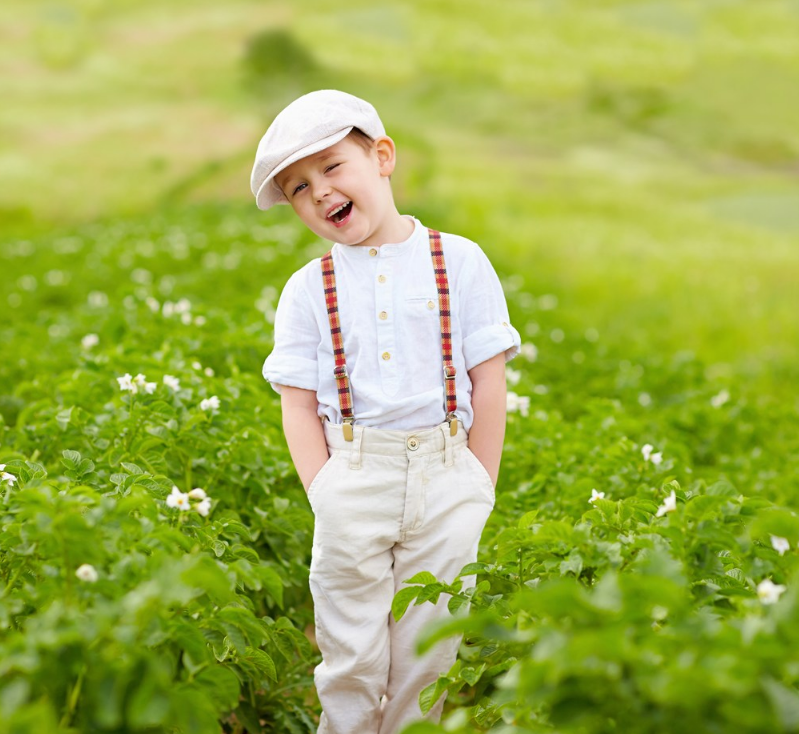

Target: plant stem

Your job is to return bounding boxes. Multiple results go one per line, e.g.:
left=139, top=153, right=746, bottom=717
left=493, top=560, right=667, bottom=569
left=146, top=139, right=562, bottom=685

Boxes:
left=59, top=663, right=86, bottom=728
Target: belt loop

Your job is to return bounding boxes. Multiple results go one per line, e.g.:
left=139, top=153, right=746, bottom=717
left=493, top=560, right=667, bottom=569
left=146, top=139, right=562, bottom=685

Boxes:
left=440, top=423, right=454, bottom=468
left=349, top=424, right=364, bottom=470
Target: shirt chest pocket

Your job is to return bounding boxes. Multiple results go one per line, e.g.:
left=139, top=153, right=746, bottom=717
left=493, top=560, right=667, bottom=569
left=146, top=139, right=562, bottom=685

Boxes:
left=402, top=296, right=441, bottom=354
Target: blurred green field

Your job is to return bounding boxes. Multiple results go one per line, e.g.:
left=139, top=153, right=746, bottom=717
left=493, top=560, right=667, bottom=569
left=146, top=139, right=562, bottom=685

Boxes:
left=3, top=0, right=798, bottom=393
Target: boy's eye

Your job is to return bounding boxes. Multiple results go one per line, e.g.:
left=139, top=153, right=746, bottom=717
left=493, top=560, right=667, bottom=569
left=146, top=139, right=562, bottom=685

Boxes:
left=325, top=163, right=340, bottom=173
left=292, top=182, right=307, bottom=196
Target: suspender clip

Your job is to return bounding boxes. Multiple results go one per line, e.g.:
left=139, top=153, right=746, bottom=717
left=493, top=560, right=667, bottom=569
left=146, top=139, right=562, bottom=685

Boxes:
left=342, top=417, right=354, bottom=442
left=446, top=412, right=459, bottom=436
left=443, top=364, right=456, bottom=380
left=333, top=364, right=349, bottom=379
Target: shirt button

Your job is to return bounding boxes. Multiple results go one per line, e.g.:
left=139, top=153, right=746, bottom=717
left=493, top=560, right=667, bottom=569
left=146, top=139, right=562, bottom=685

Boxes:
left=379, top=311, right=388, bottom=320
left=406, top=436, right=419, bottom=451
left=369, top=248, right=378, bottom=257
left=427, top=300, right=435, bottom=310
left=382, top=351, right=391, bottom=361
left=502, top=321, right=509, bottom=326
left=378, top=274, right=386, bottom=283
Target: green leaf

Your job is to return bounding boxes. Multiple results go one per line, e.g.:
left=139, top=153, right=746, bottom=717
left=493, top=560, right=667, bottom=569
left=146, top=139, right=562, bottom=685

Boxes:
left=418, top=676, right=450, bottom=715
left=392, top=586, right=422, bottom=621
left=457, top=562, right=490, bottom=578
left=195, top=665, right=241, bottom=711
left=403, top=571, right=438, bottom=585
left=243, top=647, right=277, bottom=681
left=120, top=462, right=144, bottom=475
left=56, top=406, right=74, bottom=431
left=61, top=449, right=81, bottom=469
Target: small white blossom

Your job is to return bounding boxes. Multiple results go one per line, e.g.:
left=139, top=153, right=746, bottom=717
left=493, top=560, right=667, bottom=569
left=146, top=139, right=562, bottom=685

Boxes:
left=638, top=392, right=652, bottom=407
left=180, top=312, right=193, bottom=325
left=163, top=375, right=181, bottom=391
left=520, top=343, right=538, bottom=362
left=757, top=578, right=786, bottom=605
left=117, top=373, right=136, bottom=392
left=1, top=471, right=17, bottom=486
left=642, top=444, right=664, bottom=465
left=710, top=389, right=730, bottom=408
left=771, top=535, right=790, bottom=556
left=588, top=488, right=605, bottom=504
left=166, top=486, right=190, bottom=511
left=81, top=333, right=99, bottom=349
left=194, top=315, right=206, bottom=326
left=188, top=488, right=207, bottom=500
left=505, top=367, right=521, bottom=386
left=506, top=392, right=530, bottom=417
left=650, top=452, right=663, bottom=466
left=200, top=395, right=220, bottom=412
left=642, top=444, right=654, bottom=461
left=191, top=361, right=202, bottom=370
left=75, top=564, right=98, bottom=582
left=655, top=490, right=677, bottom=517
left=195, top=497, right=212, bottom=517
left=204, top=367, right=214, bottom=377
left=145, top=296, right=160, bottom=313
left=132, top=373, right=157, bottom=394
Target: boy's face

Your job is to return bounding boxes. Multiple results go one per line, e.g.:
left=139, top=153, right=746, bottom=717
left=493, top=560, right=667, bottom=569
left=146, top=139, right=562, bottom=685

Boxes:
left=274, top=134, right=397, bottom=246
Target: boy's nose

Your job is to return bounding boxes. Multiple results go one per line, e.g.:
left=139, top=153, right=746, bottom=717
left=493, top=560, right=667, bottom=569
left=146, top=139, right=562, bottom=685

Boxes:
left=312, top=181, right=332, bottom=202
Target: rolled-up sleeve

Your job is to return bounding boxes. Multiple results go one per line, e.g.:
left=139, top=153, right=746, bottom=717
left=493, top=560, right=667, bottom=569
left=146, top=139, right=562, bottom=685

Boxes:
left=262, top=269, right=321, bottom=395
left=460, top=245, right=522, bottom=371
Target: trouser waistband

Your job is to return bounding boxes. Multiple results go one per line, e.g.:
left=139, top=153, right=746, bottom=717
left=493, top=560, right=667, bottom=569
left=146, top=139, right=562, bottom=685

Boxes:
left=322, top=420, right=467, bottom=469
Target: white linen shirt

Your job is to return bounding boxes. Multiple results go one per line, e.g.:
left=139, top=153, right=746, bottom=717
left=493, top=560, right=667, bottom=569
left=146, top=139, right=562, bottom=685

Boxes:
left=262, top=216, right=522, bottom=432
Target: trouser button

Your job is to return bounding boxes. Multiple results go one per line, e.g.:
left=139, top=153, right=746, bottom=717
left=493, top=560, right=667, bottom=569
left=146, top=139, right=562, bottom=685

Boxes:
left=406, top=436, right=419, bottom=451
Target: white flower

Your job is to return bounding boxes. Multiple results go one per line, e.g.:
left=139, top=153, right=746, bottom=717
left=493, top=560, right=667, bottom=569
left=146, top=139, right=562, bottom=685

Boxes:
left=145, top=296, right=160, bottom=313
left=188, top=488, right=207, bottom=500
left=180, top=312, right=193, bottom=325
left=655, top=490, right=677, bottom=517
left=194, top=315, right=206, bottom=326
left=200, top=395, right=220, bottom=412
left=771, top=535, right=790, bottom=556
left=191, top=361, right=202, bottom=370
left=642, top=444, right=664, bottom=465
left=505, top=367, right=521, bottom=386
left=195, top=497, right=212, bottom=517
left=520, top=343, right=538, bottom=362
left=507, top=392, right=530, bottom=417
left=117, top=373, right=136, bottom=392
left=75, top=564, right=98, bottom=582
left=166, top=486, right=190, bottom=511
left=757, top=578, right=786, bottom=605
left=163, top=375, right=181, bottom=391
left=1, top=471, right=17, bottom=486
left=132, top=373, right=156, bottom=394
left=0, top=464, right=4, bottom=470
left=204, top=367, right=214, bottom=377
left=81, top=333, right=99, bottom=349
left=588, top=488, right=605, bottom=504
left=638, top=392, right=652, bottom=407
left=711, top=389, right=730, bottom=408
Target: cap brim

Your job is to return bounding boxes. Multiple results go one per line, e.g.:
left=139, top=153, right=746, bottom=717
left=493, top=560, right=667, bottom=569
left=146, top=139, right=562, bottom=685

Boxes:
left=255, top=126, right=354, bottom=211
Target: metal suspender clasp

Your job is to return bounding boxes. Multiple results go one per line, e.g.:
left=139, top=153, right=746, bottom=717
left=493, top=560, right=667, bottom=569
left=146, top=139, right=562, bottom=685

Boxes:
left=443, top=365, right=456, bottom=380
left=342, top=417, right=354, bottom=442
left=446, top=411, right=459, bottom=436
left=333, top=364, right=348, bottom=379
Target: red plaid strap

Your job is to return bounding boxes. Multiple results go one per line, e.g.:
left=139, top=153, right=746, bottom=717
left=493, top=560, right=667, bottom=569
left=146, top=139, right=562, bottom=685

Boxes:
left=320, top=251, right=354, bottom=432
left=428, top=229, right=458, bottom=431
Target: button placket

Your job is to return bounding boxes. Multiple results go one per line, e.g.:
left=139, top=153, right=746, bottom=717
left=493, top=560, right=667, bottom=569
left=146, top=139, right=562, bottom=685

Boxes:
left=375, top=257, right=397, bottom=391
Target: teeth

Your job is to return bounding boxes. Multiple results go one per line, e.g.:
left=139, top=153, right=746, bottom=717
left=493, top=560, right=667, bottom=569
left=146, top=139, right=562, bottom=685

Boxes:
left=328, top=202, right=350, bottom=218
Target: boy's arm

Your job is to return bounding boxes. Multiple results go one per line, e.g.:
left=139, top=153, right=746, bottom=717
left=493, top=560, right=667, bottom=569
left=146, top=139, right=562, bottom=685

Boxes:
left=467, top=353, right=507, bottom=487
left=279, top=385, right=330, bottom=491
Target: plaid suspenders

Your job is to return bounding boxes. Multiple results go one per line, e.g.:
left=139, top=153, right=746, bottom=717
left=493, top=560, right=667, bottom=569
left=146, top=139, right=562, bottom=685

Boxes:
left=320, top=228, right=459, bottom=442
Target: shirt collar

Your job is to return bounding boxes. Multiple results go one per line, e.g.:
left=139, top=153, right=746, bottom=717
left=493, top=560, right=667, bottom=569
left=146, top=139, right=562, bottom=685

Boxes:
left=333, top=215, right=424, bottom=259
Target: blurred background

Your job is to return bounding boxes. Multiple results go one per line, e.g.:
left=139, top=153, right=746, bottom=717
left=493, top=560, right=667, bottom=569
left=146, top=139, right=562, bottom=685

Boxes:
left=2, top=0, right=798, bottom=400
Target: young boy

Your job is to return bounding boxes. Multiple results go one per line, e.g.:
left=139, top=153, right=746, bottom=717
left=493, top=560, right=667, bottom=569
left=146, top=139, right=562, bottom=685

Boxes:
left=252, top=90, right=521, bottom=734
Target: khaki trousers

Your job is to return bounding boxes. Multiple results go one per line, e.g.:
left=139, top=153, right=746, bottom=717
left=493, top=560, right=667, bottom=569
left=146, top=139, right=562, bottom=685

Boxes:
left=307, top=420, right=495, bottom=734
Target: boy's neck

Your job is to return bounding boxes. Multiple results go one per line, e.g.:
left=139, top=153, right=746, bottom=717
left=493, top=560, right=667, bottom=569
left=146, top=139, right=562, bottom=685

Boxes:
left=365, top=210, right=415, bottom=249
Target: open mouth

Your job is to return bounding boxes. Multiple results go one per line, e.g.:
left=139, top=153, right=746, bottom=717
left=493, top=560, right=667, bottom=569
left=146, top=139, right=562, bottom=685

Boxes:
left=327, top=201, right=352, bottom=225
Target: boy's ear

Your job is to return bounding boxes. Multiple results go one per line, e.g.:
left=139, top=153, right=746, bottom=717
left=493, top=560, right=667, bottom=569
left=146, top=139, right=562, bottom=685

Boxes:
left=374, top=136, right=397, bottom=177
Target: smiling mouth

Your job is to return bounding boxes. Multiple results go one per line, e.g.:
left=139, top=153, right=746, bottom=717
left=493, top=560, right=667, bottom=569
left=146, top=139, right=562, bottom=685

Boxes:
left=327, top=201, right=352, bottom=224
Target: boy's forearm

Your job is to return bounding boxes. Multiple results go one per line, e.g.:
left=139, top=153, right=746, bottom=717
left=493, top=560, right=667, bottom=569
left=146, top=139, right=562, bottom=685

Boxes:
left=280, top=389, right=330, bottom=491
left=467, top=354, right=507, bottom=487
